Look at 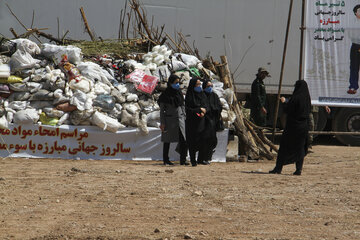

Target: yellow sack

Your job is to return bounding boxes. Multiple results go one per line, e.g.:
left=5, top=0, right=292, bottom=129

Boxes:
left=0, top=75, right=23, bottom=84
left=39, top=112, right=59, bottom=126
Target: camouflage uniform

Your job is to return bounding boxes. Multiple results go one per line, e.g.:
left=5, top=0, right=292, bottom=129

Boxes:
left=308, top=105, right=319, bottom=145
left=250, top=77, right=267, bottom=126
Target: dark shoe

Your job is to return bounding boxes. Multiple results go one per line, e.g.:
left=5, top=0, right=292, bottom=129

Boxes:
left=163, top=160, right=174, bottom=166
left=269, top=168, right=281, bottom=174
left=347, top=88, right=357, bottom=94
left=180, top=161, right=190, bottom=166
left=197, top=161, right=210, bottom=165
left=191, top=162, right=197, bottom=167
left=293, top=170, right=302, bottom=175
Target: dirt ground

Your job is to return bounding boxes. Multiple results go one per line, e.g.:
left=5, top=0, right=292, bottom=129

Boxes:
left=0, top=141, right=359, bottom=240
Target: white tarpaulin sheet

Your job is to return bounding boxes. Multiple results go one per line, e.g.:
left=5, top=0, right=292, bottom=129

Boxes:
left=305, top=0, right=360, bottom=106
left=0, top=124, right=228, bottom=162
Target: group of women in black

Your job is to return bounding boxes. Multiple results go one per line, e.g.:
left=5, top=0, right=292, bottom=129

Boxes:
left=158, top=75, right=222, bottom=167
left=159, top=75, right=311, bottom=175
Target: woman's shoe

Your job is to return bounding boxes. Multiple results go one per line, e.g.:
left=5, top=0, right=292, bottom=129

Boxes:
left=269, top=168, right=281, bottom=174
left=180, top=161, right=190, bottom=166
left=197, top=161, right=210, bottom=165
left=163, top=160, right=174, bottom=165
left=293, top=170, right=302, bottom=175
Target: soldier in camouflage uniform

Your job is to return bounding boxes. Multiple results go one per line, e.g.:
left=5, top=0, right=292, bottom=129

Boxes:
left=250, top=67, right=271, bottom=127
left=308, top=105, right=318, bottom=147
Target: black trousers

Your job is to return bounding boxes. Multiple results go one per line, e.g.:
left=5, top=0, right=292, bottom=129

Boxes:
left=163, top=129, right=187, bottom=163
left=188, top=141, right=208, bottom=164
left=349, top=43, right=360, bottom=90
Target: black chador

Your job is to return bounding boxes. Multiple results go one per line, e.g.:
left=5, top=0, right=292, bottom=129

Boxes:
left=202, top=79, right=222, bottom=161
left=185, top=78, right=209, bottom=166
left=270, top=80, right=311, bottom=175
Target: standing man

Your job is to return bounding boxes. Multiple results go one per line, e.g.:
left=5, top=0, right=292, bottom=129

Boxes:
left=251, top=67, right=271, bottom=126
left=347, top=4, right=360, bottom=94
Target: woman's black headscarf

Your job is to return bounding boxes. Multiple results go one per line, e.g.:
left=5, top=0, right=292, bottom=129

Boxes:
left=157, top=74, right=184, bottom=107
left=202, top=79, right=222, bottom=113
left=287, top=80, right=311, bottom=120
left=185, top=78, right=207, bottom=109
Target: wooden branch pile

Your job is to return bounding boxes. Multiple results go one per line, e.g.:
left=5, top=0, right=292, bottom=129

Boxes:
left=210, top=56, right=277, bottom=160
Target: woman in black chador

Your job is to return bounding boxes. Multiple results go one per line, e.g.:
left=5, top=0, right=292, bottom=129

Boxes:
left=185, top=78, right=209, bottom=166
left=158, top=75, right=188, bottom=165
left=269, top=80, right=311, bottom=175
left=202, top=79, right=223, bottom=162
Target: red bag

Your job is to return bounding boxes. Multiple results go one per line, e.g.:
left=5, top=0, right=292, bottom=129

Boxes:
left=125, top=69, right=158, bottom=94
left=136, top=75, right=158, bottom=94
left=125, top=69, right=145, bottom=84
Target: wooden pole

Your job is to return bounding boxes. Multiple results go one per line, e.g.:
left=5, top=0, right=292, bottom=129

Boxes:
left=130, top=0, right=153, bottom=41
left=220, top=56, right=233, bottom=89
left=271, top=0, right=293, bottom=144
left=80, top=7, right=95, bottom=41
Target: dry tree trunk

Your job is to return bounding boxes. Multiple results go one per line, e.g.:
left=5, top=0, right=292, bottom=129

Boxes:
left=80, top=7, right=95, bottom=41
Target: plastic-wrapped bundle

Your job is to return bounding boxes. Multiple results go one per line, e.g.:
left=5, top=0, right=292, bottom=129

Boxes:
left=146, top=111, right=160, bottom=128
left=9, top=50, right=41, bottom=72
left=41, top=43, right=82, bottom=64
left=77, top=61, right=113, bottom=86
left=9, top=82, right=42, bottom=92
left=93, top=94, right=115, bottom=112
left=10, top=38, right=41, bottom=55
left=0, top=64, right=10, bottom=78
left=91, top=111, right=125, bottom=133
left=120, top=109, right=140, bottom=127
left=28, top=89, right=54, bottom=101
left=70, top=110, right=94, bottom=126
left=13, top=109, right=40, bottom=124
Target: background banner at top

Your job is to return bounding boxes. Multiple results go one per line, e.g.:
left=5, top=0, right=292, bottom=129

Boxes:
left=305, top=0, right=360, bottom=106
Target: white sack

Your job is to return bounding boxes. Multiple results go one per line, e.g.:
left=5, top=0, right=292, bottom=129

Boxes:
left=9, top=50, right=40, bottom=72
left=77, top=61, right=112, bottom=86
left=69, top=77, right=92, bottom=93
left=91, top=111, right=124, bottom=133
left=14, top=109, right=39, bottom=124
left=11, top=38, right=41, bottom=55
left=41, top=43, right=82, bottom=64
left=0, top=115, right=9, bottom=129
left=174, top=53, right=200, bottom=67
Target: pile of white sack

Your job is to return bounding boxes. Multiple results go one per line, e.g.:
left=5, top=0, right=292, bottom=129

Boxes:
left=0, top=38, right=236, bottom=134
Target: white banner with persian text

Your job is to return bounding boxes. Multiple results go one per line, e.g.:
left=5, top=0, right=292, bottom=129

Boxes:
left=0, top=124, right=228, bottom=162
left=305, top=0, right=360, bottom=106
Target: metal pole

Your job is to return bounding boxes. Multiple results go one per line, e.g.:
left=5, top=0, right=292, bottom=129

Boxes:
left=299, top=0, right=306, bottom=80
left=271, top=0, right=293, bottom=144
left=267, top=131, right=360, bottom=136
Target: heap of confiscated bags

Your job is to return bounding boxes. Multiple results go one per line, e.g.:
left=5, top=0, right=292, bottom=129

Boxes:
left=0, top=38, right=236, bottom=133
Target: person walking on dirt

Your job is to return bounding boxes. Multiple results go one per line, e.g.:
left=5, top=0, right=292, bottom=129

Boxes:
left=250, top=67, right=271, bottom=126
left=269, top=80, right=311, bottom=175
left=158, top=75, right=188, bottom=165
